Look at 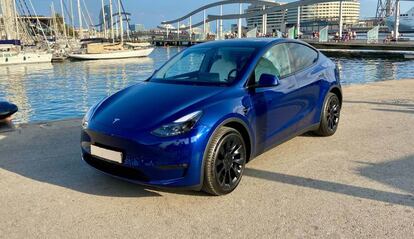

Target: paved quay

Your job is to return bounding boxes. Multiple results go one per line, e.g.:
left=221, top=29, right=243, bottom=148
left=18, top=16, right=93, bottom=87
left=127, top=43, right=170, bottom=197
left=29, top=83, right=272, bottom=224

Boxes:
left=1, top=79, right=414, bottom=238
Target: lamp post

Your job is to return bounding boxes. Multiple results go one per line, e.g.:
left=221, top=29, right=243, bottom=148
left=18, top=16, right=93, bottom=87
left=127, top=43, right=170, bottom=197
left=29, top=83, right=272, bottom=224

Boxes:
left=394, top=0, right=400, bottom=40
left=339, top=0, right=344, bottom=39
left=238, top=3, right=242, bottom=38
left=203, top=10, right=207, bottom=37
left=220, top=5, right=223, bottom=39
left=297, top=6, right=301, bottom=38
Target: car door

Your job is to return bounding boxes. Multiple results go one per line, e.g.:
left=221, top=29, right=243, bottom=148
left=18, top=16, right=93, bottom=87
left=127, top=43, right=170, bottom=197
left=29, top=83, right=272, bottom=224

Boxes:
left=286, top=43, right=323, bottom=131
left=248, top=43, right=303, bottom=152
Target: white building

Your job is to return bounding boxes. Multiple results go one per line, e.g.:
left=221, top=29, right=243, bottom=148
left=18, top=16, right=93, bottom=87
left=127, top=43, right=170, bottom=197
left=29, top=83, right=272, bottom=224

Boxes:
left=246, top=0, right=360, bottom=33
left=131, top=24, right=145, bottom=32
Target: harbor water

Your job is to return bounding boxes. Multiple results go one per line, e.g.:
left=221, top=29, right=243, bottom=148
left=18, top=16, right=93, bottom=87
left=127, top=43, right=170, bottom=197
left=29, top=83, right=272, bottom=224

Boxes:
left=1, top=47, right=413, bottom=124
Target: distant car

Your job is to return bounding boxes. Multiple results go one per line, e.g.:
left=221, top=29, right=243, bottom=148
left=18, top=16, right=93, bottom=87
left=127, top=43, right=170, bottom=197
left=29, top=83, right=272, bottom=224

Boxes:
left=81, top=38, right=342, bottom=195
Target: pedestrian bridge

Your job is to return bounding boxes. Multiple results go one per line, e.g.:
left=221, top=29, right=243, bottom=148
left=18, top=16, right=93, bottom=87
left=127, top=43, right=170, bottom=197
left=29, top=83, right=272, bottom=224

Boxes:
left=161, top=0, right=356, bottom=31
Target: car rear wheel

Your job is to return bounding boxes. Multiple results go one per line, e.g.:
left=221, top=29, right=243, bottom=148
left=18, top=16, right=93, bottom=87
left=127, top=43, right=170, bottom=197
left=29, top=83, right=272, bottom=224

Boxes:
left=202, top=127, right=247, bottom=196
left=314, top=92, right=341, bottom=136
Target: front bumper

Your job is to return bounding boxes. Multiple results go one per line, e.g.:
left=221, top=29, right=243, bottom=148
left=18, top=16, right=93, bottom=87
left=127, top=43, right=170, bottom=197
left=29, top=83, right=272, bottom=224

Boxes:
left=81, top=124, right=211, bottom=189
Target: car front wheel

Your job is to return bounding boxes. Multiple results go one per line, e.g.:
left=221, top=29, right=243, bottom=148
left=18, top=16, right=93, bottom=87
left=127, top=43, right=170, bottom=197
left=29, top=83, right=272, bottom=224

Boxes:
left=202, top=127, right=247, bottom=196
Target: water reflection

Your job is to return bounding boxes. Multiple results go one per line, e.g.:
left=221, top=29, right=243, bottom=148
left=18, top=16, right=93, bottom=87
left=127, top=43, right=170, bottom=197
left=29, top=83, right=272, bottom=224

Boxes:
left=0, top=47, right=413, bottom=124
left=333, top=58, right=413, bottom=85
left=0, top=63, right=54, bottom=123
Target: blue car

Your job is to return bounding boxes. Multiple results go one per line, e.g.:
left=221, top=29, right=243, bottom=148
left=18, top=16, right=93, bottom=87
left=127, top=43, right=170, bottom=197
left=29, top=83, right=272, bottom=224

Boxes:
left=81, top=38, right=342, bottom=195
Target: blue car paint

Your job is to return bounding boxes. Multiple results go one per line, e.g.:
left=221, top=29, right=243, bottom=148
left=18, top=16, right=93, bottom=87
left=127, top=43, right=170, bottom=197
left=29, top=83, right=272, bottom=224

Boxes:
left=81, top=38, right=341, bottom=189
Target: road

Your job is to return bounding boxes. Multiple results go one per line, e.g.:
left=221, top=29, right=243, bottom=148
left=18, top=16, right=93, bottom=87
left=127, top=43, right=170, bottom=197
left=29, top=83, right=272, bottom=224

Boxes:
left=1, top=80, right=413, bottom=238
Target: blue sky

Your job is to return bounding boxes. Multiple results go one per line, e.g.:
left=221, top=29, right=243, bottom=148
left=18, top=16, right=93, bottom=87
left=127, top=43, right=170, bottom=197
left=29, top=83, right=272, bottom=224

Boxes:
left=34, top=0, right=413, bottom=29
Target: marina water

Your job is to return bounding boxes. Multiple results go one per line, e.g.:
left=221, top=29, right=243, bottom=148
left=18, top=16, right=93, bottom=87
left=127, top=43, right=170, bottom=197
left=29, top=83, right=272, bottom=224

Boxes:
left=1, top=47, right=413, bottom=124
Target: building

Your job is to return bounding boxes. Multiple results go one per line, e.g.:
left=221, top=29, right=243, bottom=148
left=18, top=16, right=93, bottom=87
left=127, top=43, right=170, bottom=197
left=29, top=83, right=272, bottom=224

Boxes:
left=99, top=5, right=111, bottom=31
left=131, top=24, right=145, bottom=32
left=246, top=0, right=286, bottom=34
left=246, top=0, right=360, bottom=33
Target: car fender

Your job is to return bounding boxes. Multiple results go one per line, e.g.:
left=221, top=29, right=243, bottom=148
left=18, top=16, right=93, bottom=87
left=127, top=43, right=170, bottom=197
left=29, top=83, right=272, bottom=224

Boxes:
left=317, top=84, right=342, bottom=124
left=198, top=114, right=255, bottom=188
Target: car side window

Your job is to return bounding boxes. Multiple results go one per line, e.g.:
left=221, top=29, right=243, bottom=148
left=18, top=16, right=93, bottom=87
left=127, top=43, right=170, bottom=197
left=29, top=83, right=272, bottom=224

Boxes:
left=254, top=43, right=292, bottom=83
left=287, top=43, right=318, bottom=73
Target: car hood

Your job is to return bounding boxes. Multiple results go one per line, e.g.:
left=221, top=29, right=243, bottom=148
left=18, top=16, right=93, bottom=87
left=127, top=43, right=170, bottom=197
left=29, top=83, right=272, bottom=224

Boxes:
left=91, top=81, right=225, bottom=131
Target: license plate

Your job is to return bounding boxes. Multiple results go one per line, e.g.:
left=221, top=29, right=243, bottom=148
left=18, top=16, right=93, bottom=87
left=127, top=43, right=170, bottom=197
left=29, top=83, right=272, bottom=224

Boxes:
left=91, top=145, right=123, bottom=164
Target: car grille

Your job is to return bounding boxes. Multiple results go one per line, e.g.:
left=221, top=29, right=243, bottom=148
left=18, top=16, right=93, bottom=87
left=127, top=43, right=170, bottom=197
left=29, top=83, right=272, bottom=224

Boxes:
left=84, top=153, right=150, bottom=182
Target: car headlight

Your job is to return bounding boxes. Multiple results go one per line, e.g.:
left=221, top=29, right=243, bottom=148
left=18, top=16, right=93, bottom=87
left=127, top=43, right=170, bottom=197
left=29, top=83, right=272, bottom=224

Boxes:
left=151, top=111, right=202, bottom=137
left=82, top=118, right=88, bottom=129
left=82, top=112, right=91, bottom=130
left=82, top=102, right=99, bottom=129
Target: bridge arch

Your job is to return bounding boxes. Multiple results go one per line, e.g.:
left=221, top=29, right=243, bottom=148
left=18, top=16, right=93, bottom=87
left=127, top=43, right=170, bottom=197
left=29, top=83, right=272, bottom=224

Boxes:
left=160, top=0, right=356, bottom=32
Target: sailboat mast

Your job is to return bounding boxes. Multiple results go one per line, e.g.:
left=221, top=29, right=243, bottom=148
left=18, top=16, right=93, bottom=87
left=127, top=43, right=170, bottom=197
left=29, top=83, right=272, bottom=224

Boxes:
left=82, top=0, right=94, bottom=36
left=114, top=4, right=118, bottom=40
left=12, top=0, right=19, bottom=39
left=69, top=0, right=75, bottom=38
left=51, top=2, right=58, bottom=38
left=117, top=0, right=123, bottom=44
left=101, top=0, right=107, bottom=38
left=27, top=0, right=49, bottom=49
left=60, top=0, right=67, bottom=40
left=77, top=0, right=83, bottom=39
left=80, top=7, right=90, bottom=37
left=109, top=0, right=114, bottom=41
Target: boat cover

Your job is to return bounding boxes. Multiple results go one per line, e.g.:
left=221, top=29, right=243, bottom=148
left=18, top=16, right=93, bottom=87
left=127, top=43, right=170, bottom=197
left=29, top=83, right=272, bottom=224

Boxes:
left=0, top=101, right=18, bottom=120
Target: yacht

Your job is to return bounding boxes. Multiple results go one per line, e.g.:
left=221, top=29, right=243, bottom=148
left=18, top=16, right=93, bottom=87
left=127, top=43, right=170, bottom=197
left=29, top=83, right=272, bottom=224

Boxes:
left=68, top=42, right=154, bottom=60
left=386, top=7, right=414, bottom=33
left=0, top=43, right=52, bottom=66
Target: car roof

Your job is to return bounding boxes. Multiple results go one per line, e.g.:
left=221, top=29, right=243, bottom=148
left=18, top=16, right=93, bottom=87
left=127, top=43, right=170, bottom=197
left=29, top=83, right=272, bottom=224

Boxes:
left=191, top=38, right=296, bottom=49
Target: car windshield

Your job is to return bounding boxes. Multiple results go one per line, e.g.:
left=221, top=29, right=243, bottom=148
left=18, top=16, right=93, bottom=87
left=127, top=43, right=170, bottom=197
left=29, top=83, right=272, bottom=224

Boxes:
left=150, top=46, right=256, bottom=86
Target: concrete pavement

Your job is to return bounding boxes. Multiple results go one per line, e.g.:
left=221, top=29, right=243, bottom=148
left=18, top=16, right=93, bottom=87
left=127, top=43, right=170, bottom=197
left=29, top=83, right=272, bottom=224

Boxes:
left=0, top=80, right=413, bottom=238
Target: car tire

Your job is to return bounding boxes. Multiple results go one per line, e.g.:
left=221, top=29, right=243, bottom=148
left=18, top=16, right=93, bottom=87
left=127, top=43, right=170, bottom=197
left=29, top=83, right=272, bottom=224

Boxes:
left=202, top=126, right=247, bottom=196
left=314, top=92, right=341, bottom=136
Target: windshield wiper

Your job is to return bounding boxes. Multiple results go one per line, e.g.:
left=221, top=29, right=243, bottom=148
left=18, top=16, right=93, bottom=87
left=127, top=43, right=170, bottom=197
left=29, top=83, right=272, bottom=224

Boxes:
left=166, top=75, right=197, bottom=81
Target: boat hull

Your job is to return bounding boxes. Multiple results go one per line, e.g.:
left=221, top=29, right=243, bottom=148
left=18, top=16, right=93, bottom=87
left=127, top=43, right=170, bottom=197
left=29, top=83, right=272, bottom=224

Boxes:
left=68, top=48, right=154, bottom=60
left=0, top=52, right=52, bottom=66
left=386, top=8, right=414, bottom=33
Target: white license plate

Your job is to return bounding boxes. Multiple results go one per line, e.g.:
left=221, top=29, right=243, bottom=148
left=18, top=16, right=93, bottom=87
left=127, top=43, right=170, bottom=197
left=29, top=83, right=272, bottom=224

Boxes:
left=91, top=145, right=123, bottom=164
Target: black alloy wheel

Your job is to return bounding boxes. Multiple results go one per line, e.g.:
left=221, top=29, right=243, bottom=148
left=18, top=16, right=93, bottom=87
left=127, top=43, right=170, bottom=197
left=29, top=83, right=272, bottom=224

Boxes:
left=326, top=95, right=340, bottom=132
left=203, top=127, right=247, bottom=195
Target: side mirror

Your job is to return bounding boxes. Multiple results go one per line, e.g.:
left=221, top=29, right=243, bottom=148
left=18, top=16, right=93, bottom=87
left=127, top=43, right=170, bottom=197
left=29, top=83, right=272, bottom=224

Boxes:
left=258, top=74, right=280, bottom=87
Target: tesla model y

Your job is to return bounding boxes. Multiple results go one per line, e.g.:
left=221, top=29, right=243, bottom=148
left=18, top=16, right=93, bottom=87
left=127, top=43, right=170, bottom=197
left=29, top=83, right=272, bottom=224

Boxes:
left=81, top=38, right=342, bottom=195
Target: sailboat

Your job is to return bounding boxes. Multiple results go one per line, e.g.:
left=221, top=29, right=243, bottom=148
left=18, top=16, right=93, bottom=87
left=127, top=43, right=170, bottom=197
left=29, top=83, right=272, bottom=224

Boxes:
left=0, top=0, right=52, bottom=66
left=68, top=43, right=153, bottom=60
left=0, top=41, right=52, bottom=65
left=68, top=0, right=153, bottom=60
